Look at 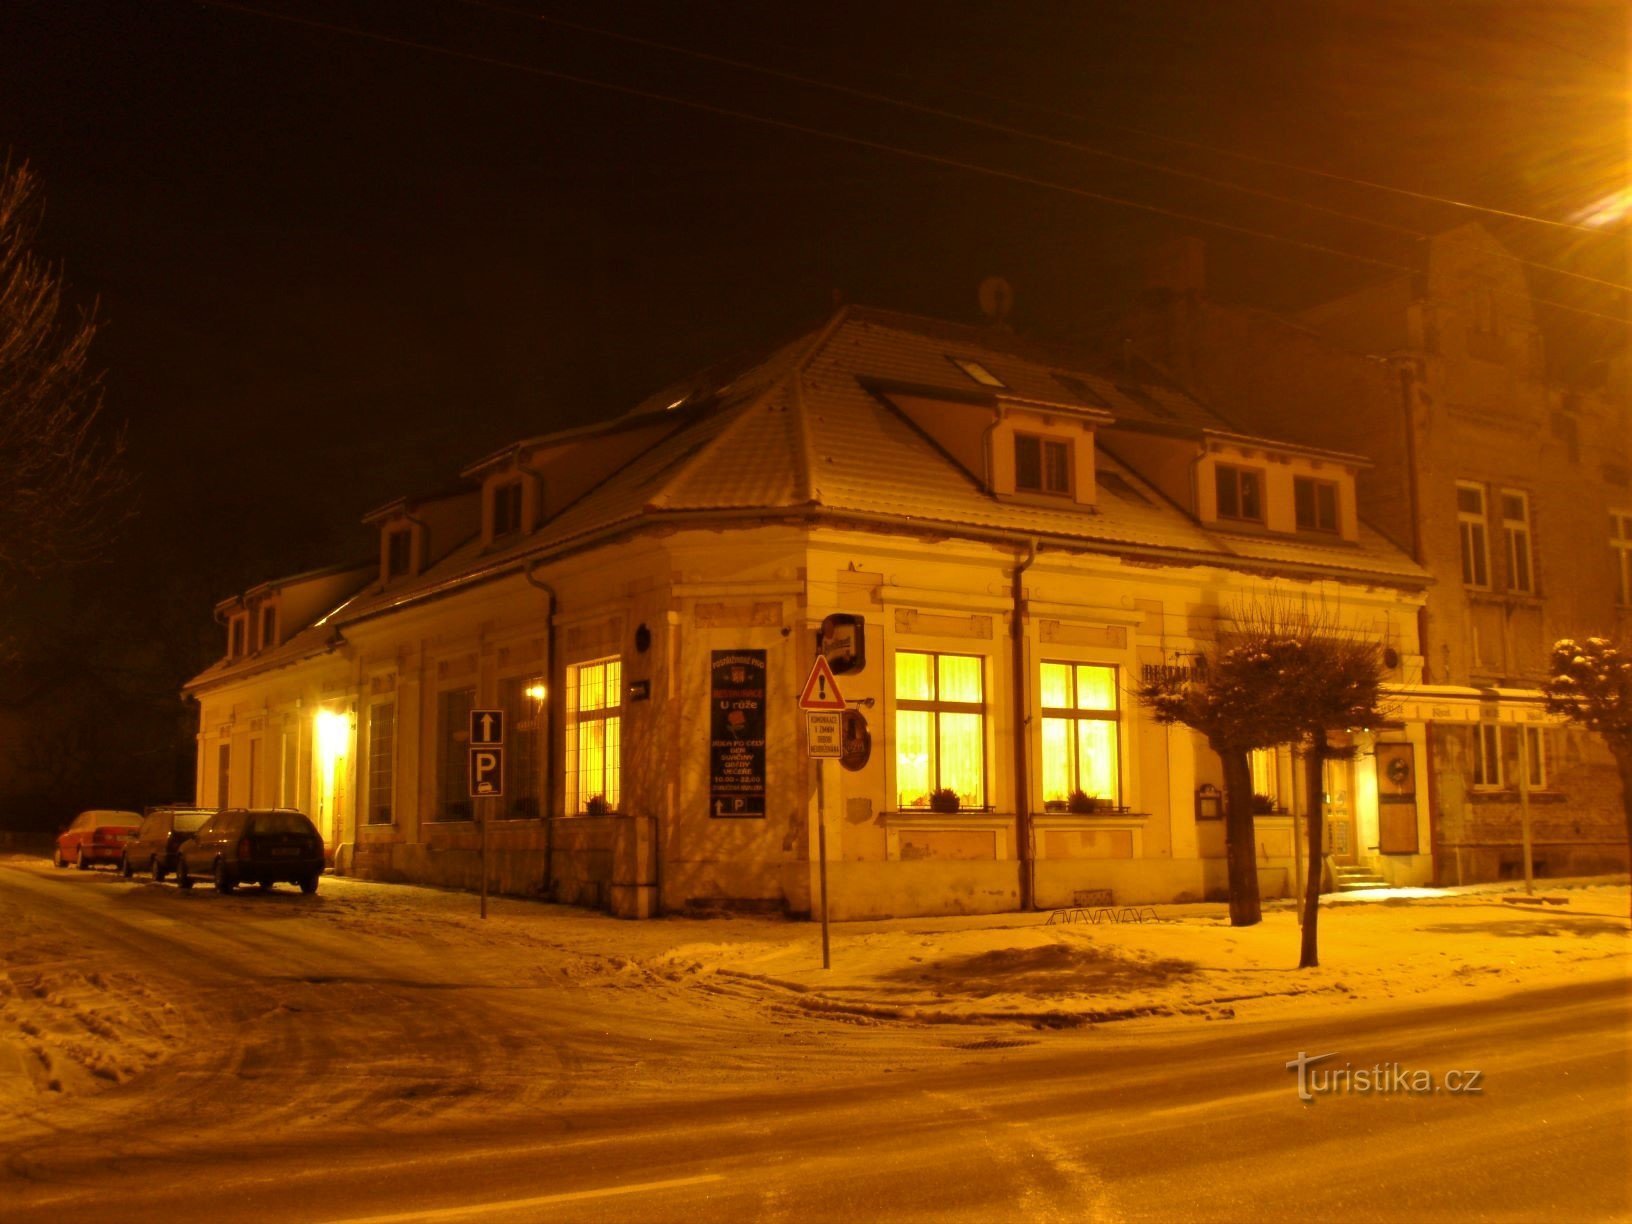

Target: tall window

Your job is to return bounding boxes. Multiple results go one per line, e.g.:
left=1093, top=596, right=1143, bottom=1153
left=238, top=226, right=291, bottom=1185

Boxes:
left=1249, top=747, right=1281, bottom=811
left=1473, top=724, right=1547, bottom=789
left=1215, top=465, right=1263, bottom=523
left=500, top=675, right=546, bottom=818
left=1015, top=434, right=1072, bottom=495
left=216, top=743, right=230, bottom=809
left=259, top=605, right=277, bottom=651
left=1612, top=512, right=1631, bottom=605
left=386, top=529, right=412, bottom=579
left=1294, top=477, right=1339, bottom=533
left=895, top=651, right=986, bottom=809
left=492, top=481, right=523, bottom=537
left=366, top=699, right=395, bottom=824
left=228, top=616, right=246, bottom=659
left=1039, top=662, right=1120, bottom=807
left=1456, top=482, right=1490, bottom=587
left=566, top=659, right=621, bottom=813
left=436, top=687, right=475, bottom=820
left=1500, top=489, right=1534, bottom=594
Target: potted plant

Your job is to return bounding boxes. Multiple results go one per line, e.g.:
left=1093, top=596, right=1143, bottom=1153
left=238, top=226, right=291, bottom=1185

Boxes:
left=1068, top=789, right=1099, bottom=814
left=1251, top=793, right=1277, bottom=815
left=585, top=794, right=609, bottom=816
left=928, top=787, right=961, bottom=814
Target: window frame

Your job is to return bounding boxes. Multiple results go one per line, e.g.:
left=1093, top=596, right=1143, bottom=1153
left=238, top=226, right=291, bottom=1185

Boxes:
left=1038, top=660, right=1123, bottom=809
left=1472, top=723, right=1547, bottom=790
left=565, top=658, right=622, bottom=815
left=385, top=527, right=413, bottom=579
left=1611, top=511, right=1631, bottom=606
left=947, top=355, right=1006, bottom=388
left=1014, top=432, right=1073, bottom=497
left=433, top=686, right=476, bottom=822
left=258, top=605, right=277, bottom=652
left=1293, top=476, right=1340, bottom=534
left=1456, top=481, right=1491, bottom=589
left=1214, top=464, right=1265, bottom=525
left=228, top=615, right=247, bottom=660
left=1499, top=488, right=1535, bottom=594
left=499, top=673, right=546, bottom=819
left=893, top=649, right=989, bottom=810
left=365, top=697, right=396, bottom=825
left=491, top=480, right=524, bottom=539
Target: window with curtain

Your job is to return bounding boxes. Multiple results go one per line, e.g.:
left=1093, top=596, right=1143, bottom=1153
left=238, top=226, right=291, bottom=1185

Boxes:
left=435, top=687, right=475, bottom=820
left=1039, top=662, right=1120, bottom=808
left=366, top=699, right=395, bottom=824
left=895, top=651, right=986, bottom=809
left=566, top=658, right=621, bottom=813
left=500, top=675, right=545, bottom=818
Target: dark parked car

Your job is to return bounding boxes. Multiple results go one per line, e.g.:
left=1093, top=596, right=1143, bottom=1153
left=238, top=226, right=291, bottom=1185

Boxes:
left=54, top=810, right=142, bottom=870
left=122, top=806, right=215, bottom=881
left=176, top=808, right=324, bottom=895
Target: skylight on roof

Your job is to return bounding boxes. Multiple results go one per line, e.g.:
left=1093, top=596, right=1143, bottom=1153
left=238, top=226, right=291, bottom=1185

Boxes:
left=948, top=356, right=1006, bottom=388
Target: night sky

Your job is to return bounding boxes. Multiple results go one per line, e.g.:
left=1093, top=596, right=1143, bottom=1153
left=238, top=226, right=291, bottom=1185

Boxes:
left=0, top=1, right=1626, bottom=768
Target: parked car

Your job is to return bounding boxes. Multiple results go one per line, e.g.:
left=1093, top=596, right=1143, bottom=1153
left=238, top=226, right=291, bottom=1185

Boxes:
left=54, top=810, right=142, bottom=870
left=176, top=808, right=324, bottom=895
left=122, top=806, right=215, bottom=881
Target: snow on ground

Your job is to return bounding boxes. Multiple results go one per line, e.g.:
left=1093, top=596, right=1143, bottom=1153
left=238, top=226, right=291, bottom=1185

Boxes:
left=1, top=854, right=1626, bottom=1119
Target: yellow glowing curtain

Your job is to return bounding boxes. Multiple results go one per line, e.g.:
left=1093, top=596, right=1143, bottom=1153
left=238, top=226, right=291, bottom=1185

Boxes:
left=895, top=651, right=985, bottom=808
left=1039, top=662, right=1119, bottom=806
left=568, top=658, right=622, bottom=812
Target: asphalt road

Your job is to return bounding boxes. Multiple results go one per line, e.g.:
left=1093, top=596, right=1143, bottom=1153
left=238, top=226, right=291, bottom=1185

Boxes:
left=3, top=863, right=1628, bottom=1223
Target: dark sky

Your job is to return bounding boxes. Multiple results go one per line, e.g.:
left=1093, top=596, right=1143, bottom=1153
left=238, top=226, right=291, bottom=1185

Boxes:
left=2, top=0, right=1627, bottom=603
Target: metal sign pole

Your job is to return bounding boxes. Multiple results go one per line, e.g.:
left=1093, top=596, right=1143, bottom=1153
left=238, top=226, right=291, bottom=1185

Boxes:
left=817, top=760, right=830, bottom=970
left=1518, top=730, right=1534, bottom=896
left=480, top=799, right=489, bottom=919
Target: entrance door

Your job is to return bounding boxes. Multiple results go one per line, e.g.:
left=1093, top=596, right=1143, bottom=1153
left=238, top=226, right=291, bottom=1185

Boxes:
left=1323, top=755, right=1356, bottom=864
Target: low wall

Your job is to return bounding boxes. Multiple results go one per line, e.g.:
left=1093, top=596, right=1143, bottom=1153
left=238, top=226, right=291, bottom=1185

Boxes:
left=823, top=860, right=1021, bottom=921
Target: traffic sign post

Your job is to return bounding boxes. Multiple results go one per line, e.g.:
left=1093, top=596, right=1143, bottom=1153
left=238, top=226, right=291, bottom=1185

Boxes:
left=798, top=658, right=846, bottom=969
left=469, top=709, right=505, bottom=920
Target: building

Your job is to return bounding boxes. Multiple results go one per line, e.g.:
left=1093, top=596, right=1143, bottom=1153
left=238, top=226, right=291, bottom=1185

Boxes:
left=185, top=305, right=1435, bottom=919
left=1125, top=228, right=1632, bottom=883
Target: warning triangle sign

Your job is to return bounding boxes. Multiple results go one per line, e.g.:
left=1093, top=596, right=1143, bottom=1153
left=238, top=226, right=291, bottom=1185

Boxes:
left=798, top=655, right=847, bottom=710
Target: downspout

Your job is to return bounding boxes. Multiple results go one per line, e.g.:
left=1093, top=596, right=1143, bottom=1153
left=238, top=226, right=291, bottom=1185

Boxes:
left=1013, top=538, right=1039, bottom=910
left=523, top=562, right=559, bottom=899
left=1397, top=362, right=1430, bottom=681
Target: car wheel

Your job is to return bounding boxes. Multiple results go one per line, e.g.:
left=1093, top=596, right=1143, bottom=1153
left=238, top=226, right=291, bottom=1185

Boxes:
left=299, top=873, right=319, bottom=896
left=76, top=846, right=92, bottom=871
left=213, top=860, right=236, bottom=894
left=120, top=853, right=133, bottom=879
left=176, top=859, right=194, bottom=891
left=53, top=847, right=66, bottom=869
left=152, top=856, right=165, bottom=883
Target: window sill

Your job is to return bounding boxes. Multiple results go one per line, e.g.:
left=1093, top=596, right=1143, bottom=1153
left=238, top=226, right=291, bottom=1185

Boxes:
left=1467, top=789, right=1567, bottom=804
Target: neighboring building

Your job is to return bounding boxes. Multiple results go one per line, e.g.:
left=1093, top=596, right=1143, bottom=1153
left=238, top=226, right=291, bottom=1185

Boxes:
left=1125, top=228, right=1632, bottom=884
left=185, top=305, right=1434, bottom=919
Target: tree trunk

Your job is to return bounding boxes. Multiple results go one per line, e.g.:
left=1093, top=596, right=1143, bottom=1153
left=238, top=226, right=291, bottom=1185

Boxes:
left=1618, top=749, right=1632, bottom=925
left=1299, top=739, right=1327, bottom=968
left=1219, top=747, right=1262, bottom=927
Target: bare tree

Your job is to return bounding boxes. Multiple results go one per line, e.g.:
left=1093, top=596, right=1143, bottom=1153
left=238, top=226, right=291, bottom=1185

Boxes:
left=0, top=158, right=130, bottom=610
left=1543, top=637, right=1632, bottom=921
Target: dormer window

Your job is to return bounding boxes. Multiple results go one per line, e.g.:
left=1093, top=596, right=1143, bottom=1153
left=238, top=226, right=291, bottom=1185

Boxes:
left=386, top=528, right=413, bottom=580
left=228, top=616, right=247, bottom=660
left=1294, top=476, right=1339, bottom=533
left=492, top=481, right=523, bottom=538
left=1215, top=465, right=1264, bottom=524
left=948, top=356, right=1006, bottom=388
left=1015, top=434, right=1072, bottom=496
left=259, top=605, right=278, bottom=651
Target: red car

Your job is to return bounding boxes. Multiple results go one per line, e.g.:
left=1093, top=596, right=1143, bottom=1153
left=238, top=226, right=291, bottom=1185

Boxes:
left=54, top=809, right=142, bottom=870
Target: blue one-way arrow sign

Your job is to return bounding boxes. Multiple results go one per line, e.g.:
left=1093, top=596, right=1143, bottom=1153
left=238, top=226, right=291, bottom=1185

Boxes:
left=469, top=709, right=505, bottom=746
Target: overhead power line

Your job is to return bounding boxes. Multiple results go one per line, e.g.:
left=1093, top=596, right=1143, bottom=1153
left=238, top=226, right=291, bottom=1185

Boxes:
left=194, top=0, right=1632, bottom=330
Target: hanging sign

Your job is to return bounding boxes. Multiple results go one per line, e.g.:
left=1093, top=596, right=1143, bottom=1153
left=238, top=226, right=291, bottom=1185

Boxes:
left=840, top=708, right=872, bottom=772
left=710, top=650, right=767, bottom=818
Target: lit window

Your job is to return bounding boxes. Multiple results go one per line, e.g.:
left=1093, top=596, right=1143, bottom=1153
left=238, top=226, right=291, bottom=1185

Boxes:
left=1500, top=489, right=1534, bottom=594
left=1294, top=477, right=1339, bottom=533
left=386, top=529, right=412, bottom=579
left=366, top=699, right=395, bottom=825
left=1215, top=465, right=1264, bottom=523
left=895, top=651, right=986, bottom=809
left=1039, top=662, right=1120, bottom=808
left=1250, top=747, right=1281, bottom=811
left=1015, top=434, right=1072, bottom=495
left=492, top=481, right=524, bottom=538
left=947, top=356, right=1006, bottom=388
left=1456, top=482, right=1490, bottom=588
left=501, top=674, right=546, bottom=819
left=1614, top=512, right=1632, bottom=605
left=435, top=688, right=475, bottom=821
left=566, top=659, right=621, bottom=814
left=259, top=605, right=277, bottom=651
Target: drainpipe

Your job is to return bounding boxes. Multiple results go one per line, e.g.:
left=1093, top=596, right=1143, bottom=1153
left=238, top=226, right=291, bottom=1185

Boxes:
left=523, top=562, right=559, bottom=899
left=1013, top=538, right=1039, bottom=910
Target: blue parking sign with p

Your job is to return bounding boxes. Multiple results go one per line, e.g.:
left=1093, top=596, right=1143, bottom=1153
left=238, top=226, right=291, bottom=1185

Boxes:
left=468, top=747, right=504, bottom=797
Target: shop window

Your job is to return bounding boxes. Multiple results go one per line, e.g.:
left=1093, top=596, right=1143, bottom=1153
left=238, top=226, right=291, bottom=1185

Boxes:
left=1015, top=434, right=1072, bottom=496
left=895, top=650, right=986, bottom=809
left=1215, top=465, right=1264, bottom=524
left=366, top=699, right=395, bottom=825
left=1500, top=489, right=1534, bottom=594
left=500, top=674, right=546, bottom=818
left=1294, top=477, right=1339, bottom=533
left=1457, top=482, right=1490, bottom=588
left=1039, top=662, right=1120, bottom=808
left=566, top=658, right=621, bottom=814
left=435, top=687, right=475, bottom=820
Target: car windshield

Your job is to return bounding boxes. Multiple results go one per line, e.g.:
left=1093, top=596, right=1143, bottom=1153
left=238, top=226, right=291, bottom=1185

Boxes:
left=250, top=811, right=316, bottom=836
left=173, top=812, right=212, bottom=832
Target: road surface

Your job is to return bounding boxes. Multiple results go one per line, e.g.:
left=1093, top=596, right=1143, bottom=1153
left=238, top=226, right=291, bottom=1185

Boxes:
left=2, top=862, right=1627, bottom=1222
